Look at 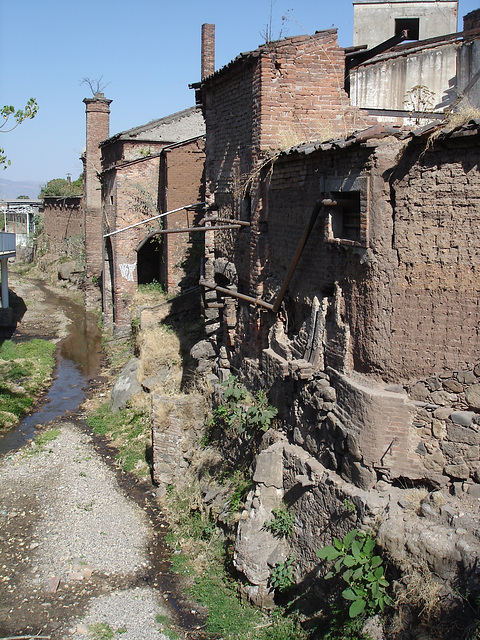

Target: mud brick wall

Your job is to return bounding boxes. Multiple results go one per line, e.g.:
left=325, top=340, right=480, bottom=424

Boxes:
left=42, top=196, right=83, bottom=256
left=161, top=138, right=205, bottom=293
left=390, top=142, right=480, bottom=380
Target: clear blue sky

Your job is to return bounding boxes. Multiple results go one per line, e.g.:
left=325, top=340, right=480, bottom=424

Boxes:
left=1, top=0, right=477, bottom=184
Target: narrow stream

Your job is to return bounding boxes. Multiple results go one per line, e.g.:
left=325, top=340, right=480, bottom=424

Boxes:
left=0, top=283, right=103, bottom=455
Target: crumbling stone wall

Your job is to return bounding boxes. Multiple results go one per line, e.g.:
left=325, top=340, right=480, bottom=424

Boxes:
left=198, top=127, right=480, bottom=490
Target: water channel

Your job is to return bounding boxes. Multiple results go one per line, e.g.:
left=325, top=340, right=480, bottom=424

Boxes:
left=0, top=282, right=103, bottom=455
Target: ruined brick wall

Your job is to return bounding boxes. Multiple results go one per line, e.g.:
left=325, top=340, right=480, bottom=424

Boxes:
left=161, top=138, right=205, bottom=292
left=202, top=60, right=255, bottom=294
left=105, top=155, right=161, bottom=328
left=257, top=31, right=356, bottom=151
left=42, top=196, right=83, bottom=256
left=101, top=137, right=205, bottom=329
left=260, top=134, right=480, bottom=383
left=203, top=30, right=357, bottom=290
left=211, top=131, right=480, bottom=487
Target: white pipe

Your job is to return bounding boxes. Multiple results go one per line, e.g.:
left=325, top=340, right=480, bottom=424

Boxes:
left=103, top=202, right=206, bottom=238
left=1, top=258, right=8, bottom=309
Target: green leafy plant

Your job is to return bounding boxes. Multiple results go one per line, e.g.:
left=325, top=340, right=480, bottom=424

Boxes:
left=269, top=556, right=296, bottom=593
left=228, top=469, right=252, bottom=514
left=317, top=529, right=392, bottom=618
left=214, top=376, right=278, bottom=436
left=342, top=498, right=357, bottom=515
left=265, top=505, right=295, bottom=537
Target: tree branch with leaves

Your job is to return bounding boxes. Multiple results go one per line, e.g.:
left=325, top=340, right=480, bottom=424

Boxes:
left=0, top=98, right=39, bottom=169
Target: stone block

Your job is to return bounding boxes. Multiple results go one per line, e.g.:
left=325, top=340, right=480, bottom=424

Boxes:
left=444, top=463, right=470, bottom=480
left=457, top=370, right=477, bottom=384
left=450, top=411, right=475, bottom=426
left=110, top=357, right=141, bottom=412
left=466, top=384, right=480, bottom=410
left=253, top=445, right=284, bottom=489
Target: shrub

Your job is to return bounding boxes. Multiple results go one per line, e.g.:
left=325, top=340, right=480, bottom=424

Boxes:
left=317, top=529, right=392, bottom=618
left=265, top=505, right=295, bottom=537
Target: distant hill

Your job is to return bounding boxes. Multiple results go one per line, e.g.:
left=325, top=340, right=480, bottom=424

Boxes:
left=0, top=177, right=43, bottom=200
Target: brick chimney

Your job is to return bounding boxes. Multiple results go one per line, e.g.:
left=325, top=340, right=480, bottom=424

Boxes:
left=201, top=24, right=215, bottom=79
left=83, top=92, right=112, bottom=288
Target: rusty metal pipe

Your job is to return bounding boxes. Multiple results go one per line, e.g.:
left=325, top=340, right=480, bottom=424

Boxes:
left=198, top=217, right=251, bottom=227
left=271, top=198, right=332, bottom=313
left=199, top=279, right=275, bottom=310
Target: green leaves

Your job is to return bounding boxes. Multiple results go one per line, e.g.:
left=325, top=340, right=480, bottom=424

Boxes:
left=1, top=98, right=39, bottom=169
left=269, top=555, right=296, bottom=592
left=215, top=376, right=278, bottom=436
left=316, top=529, right=392, bottom=618
left=265, top=505, right=295, bottom=537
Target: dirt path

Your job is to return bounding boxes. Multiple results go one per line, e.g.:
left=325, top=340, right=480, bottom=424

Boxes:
left=0, top=273, right=202, bottom=640
left=0, top=422, right=174, bottom=639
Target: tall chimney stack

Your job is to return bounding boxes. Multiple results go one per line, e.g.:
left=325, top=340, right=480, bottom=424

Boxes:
left=83, top=92, right=112, bottom=292
left=201, top=23, right=215, bottom=79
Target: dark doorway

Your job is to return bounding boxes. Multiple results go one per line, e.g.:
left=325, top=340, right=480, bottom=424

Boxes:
left=137, top=237, right=162, bottom=285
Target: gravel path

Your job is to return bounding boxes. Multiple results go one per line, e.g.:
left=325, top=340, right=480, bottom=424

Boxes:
left=0, top=419, right=175, bottom=640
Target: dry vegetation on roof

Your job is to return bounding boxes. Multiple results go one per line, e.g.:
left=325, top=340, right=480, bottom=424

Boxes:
left=426, top=99, right=480, bottom=150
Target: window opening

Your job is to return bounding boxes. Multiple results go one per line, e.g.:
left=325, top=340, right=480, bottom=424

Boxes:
left=327, top=191, right=361, bottom=243
left=395, top=18, right=419, bottom=41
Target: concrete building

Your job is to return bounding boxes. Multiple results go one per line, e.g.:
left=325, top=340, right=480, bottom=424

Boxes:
left=353, top=0, right=458, bottom=49
left=349, top=11, right=480, bottom=118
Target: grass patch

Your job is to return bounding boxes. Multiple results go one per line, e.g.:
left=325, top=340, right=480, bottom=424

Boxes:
left=86, top=402, right=151, bottom=479
left=22, top=428, right=61, bottom=458
left=0, top=338, right=56, bottom=429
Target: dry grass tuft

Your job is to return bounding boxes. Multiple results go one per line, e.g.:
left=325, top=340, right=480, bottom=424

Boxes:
left=137, top=325, right=182, bottom=388
left=426, top=99, right=480, bottom=150
left=395, top=559, right=443, bottom=622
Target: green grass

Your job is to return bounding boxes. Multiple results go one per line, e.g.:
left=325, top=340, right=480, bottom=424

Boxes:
left=86, top=402, right=151, bottom=478
left=0, top=338, right=56, bottom=428
left=138, top=279, right=166, bottom=295
left=23, top=428, right=61, bottom=458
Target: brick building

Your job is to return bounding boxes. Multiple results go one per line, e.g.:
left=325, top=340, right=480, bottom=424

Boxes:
left=193, top=12, right=480, bottom=490
left=83, top=99, right=205, bottom=331
left=42, top=196, right=83, bottom=256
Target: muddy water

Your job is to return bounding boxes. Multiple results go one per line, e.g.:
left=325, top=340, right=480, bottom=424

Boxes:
left=0, top=284, right=103, bottom=454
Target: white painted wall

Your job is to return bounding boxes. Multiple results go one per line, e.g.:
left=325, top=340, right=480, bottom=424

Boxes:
left=350, top=43, right=458, bottom=112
